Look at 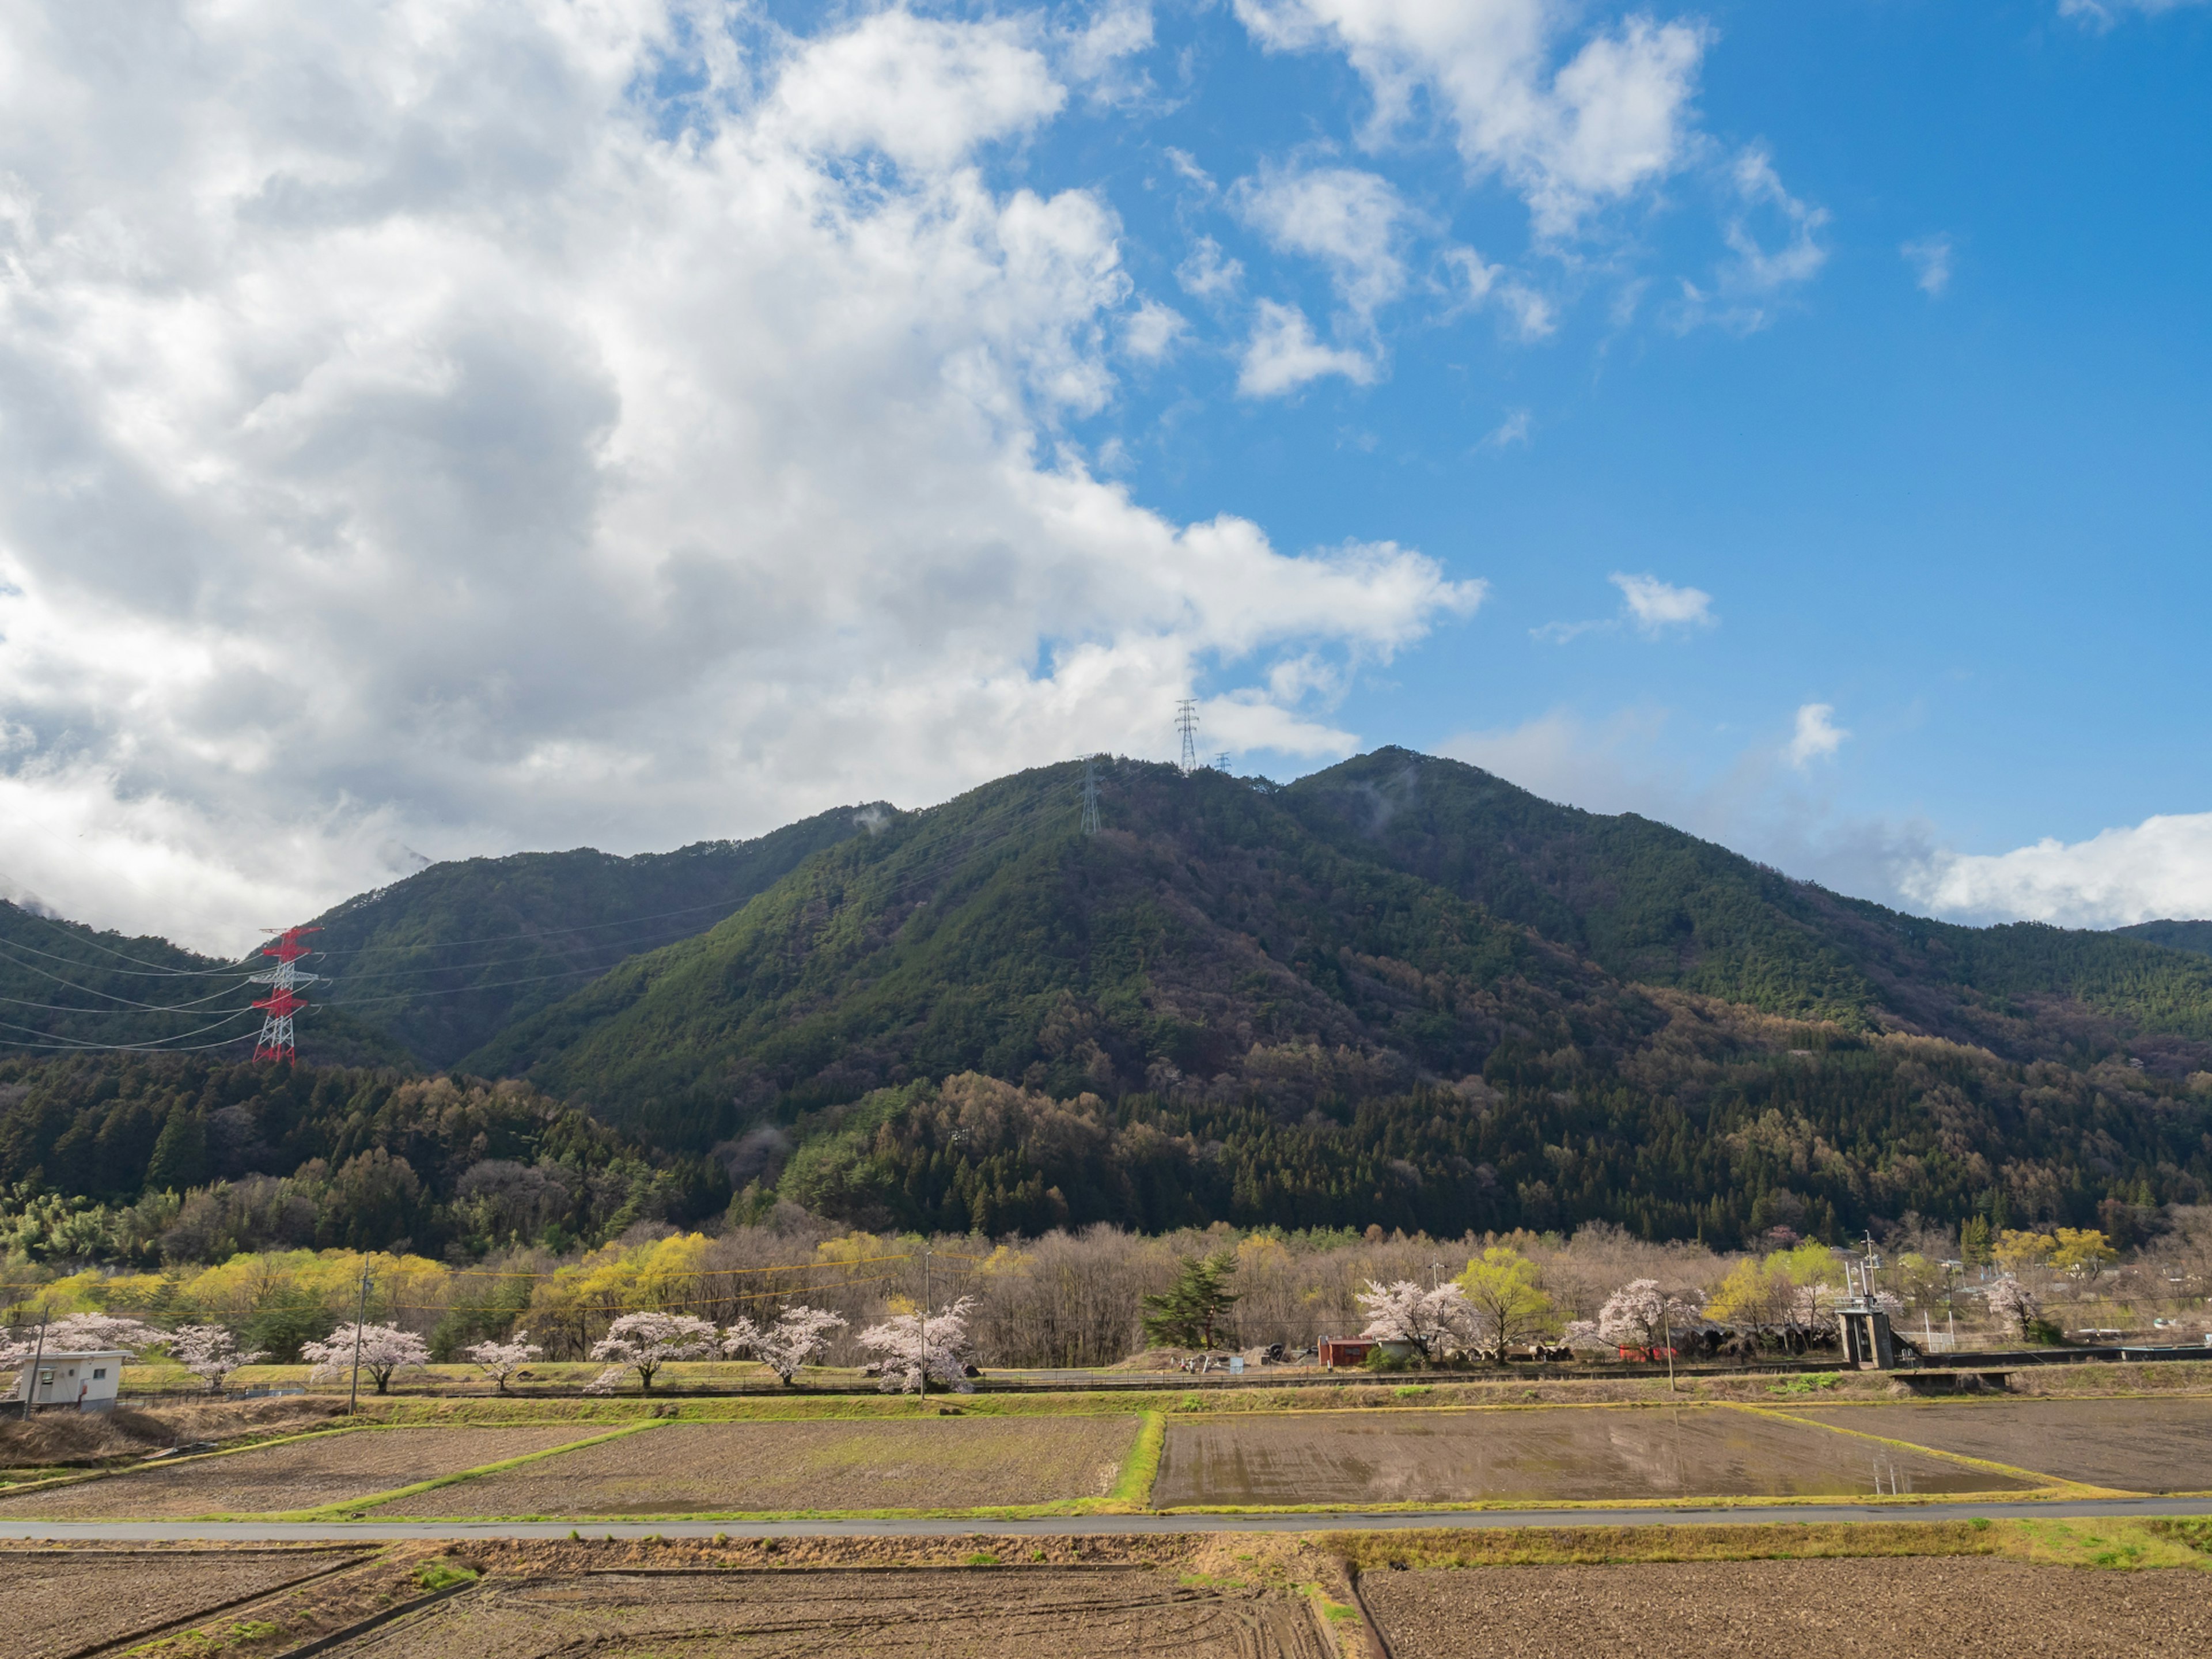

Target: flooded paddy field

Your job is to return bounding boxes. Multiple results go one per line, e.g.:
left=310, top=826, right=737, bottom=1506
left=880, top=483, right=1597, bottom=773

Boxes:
left=8, top=1544, right=376, bottom=1659
left=323, top=1566, right=1330, bottom=1658
left=1151, top=1406, right=2034, bottom=1508
left=0, top=1426, right=609, bottom=1518
left=381, top=1416, right=1142, bottom=1517
left=1782, top=1396, right=2212, bottom=1493
left=1362, top=1556, right=2212, bottom=1658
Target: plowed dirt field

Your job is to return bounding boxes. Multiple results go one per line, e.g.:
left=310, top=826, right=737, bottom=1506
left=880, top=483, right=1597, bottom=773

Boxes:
left=1362, top=1556, right=2212, bottom=1657
left=1782, top=1397, right=2212, bottom=1492
left=1152, top=1406, right=2032, bottom=1508
left=0, top=1426, right=609, bottom=1518
left=323, top=1566, right=1330, bottom=1657
left=382, top=1417, right=1141, bottom=1516
left=6, top=1544, right=374, bottom=1658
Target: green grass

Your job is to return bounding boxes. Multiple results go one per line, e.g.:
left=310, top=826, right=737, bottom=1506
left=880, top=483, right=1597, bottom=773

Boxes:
left=1109, top=1412, right=1165, bottom=1508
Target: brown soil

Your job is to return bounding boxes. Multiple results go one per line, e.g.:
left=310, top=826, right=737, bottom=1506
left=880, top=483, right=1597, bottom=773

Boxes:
left=1778, top=1397, right=2212, bottom=1492
left=2, top=1544, right=374, bottom=1659
left=0, top=1426, right=608, bottom=1518
left=326, top=1566, right=1330, bottom=1658
left=1361, top=1556, right=2212, bottom=1657
left=0, top=1396, right=349, bottom=1474
left=383, top=1416, right=1141, bottom=1517
left=1152, top=1406, right=2032, bottom=1508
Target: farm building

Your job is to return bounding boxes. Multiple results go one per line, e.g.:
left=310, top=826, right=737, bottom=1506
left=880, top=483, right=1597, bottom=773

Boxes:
left=6, top=1349, right=131, bottom=1412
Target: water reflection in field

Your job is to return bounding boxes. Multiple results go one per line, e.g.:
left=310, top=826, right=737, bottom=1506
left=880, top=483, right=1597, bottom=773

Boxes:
left=1150, top=1406, right=2035, bottom=1508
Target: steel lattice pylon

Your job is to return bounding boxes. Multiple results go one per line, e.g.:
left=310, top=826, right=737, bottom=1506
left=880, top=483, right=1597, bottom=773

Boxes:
left=1176, top=698, right=1199, bottom=773
left=249, top=925, right=321, bottom=1062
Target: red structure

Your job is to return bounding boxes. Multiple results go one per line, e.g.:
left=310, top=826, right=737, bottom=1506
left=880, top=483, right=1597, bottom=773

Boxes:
left=249, top=925, right=321, bottom=1062
left=1318, top=1338, right=1377, bottom=1369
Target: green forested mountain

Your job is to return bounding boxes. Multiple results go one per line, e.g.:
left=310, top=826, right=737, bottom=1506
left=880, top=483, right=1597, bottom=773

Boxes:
left=305, top=806, right=873, bottom=1066
left=9, top=751, right=2212, bottom=1251
left=457, top=753, right=2212, bottom=1241
left=0, top=901, right=409, bottom=1068
left=1281, top=750, right=2212, bottom=1055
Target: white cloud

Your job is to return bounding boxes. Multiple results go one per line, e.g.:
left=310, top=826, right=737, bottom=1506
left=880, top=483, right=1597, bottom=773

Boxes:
left=1675, top=145, right=1828, bottom=331
left=1235, top=165, right=1408, bottom=318
left=1900, top=812, right=2212, bottom=928
left=1441, top=706, right=1672, bottom=813
left=1233, top=0, right=1709, bottom=234
left=2061, top=0, right=2209, bottom=22
left=0, top=2, right=1479, bottom=952
left=1176, top=235, right=1244, bottom=297
left=1785, top=703, right=1848, bottom=768
left=1065, top=1, right=1156, bottom=100
left=1442, top=245, right=1555, bottom=339
left=1902, top=234, right=1953, bottom=297
left=1122, top=297, right=1188, bottom=359
left=1484, top=408, right=1533, bottom=448
left=1612, top=571, right=1714, bottom=632
left=770, top=10, right=1066, bottom=171
left=1238, top=299, right=1378, bottom=396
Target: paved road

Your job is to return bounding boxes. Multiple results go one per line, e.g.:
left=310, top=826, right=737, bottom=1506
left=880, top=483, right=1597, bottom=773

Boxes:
left=2, top=1496, right=2205, bottom=1543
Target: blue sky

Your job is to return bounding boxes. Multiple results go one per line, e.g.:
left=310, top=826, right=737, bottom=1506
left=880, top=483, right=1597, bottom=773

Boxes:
left=1009, top=0, right=2212, bottom=915
left=0, top=1, right=2205, bottom=949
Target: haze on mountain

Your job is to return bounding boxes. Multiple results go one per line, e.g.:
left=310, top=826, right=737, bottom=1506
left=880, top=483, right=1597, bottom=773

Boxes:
left=5, top=750, right=2209, bottom=1254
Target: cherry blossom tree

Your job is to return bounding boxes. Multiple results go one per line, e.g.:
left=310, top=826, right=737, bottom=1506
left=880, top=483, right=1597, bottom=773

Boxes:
left=724, top=1306, right=846, bottom=1385
left=1355, top=1280, right=1476, bottom=1362
left=582, top=1312, right=721, bottom=1394
left=1785, top=1282, right=1841, bottom=1345
left=302, top=1323, right=430, bottom=1395
left=171, top=1325, right=268, bottom=1392
left=857, top=1297, right=976, bottom=1395
left=1987, top=1279, right=2039, bottom=1342
left=463, top=1332, right=543, bottom=1394
left=1596, top=1280, right=1703, bottom=1351
left=42, top=1313, right=172, bottom=1354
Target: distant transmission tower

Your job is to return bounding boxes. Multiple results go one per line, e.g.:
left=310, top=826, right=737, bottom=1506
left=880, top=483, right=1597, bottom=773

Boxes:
left=1214, top=752, right=1229, bottom=772
left=1080, top=755, right=1102, bottom=835
left=249, top=925, right=321, bottom=1062
left=1176, top=699, right=1200, bottom=774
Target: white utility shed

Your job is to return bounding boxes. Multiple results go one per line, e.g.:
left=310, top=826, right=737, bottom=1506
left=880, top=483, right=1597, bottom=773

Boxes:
left=6, top=1348, right=131, bottom=1411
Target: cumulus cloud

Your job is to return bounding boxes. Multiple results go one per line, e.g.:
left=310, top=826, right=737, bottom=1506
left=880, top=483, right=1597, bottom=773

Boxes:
left=1612, top=571, right=1715, bottom=633
left=1900, top=812, right=2212, bottom=928
left=1785, top=703, right=1849, bottom=768
left=1534, top=571, right=1713, bottom=642
left=1902, top=234, right=1953, bottom=297
left=0, top=2, right=1478, bottom=951
left=1238, top=299, right=1378, bottom=396
left=1234, top=0, right=1709, bottom=234
left=1176, top=235, right=1244, bottom=297
left=1235, top=165, right=1408, bottom=319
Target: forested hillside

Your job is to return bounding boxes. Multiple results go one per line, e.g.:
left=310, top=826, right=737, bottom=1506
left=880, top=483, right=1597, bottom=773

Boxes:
left=305, top=805, right=873, bottom=1066
left=459, top=755, right=2212, bottom=1242
left=2118, top=919, right=2212, bottom=957
left=9, top=749, right=2212, bottom=1252
left=0, top=1054, right=724, bottom=1264
left=0, top=902, right=409, bottom=1067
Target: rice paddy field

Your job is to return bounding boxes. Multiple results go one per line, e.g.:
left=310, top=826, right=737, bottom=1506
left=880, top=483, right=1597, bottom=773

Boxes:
left=0, top=1426, right=612, bottom=1518
left=1359, top=1556, right=2212, bottom=1658
left=1777, top=1397, right=2212, bottom=1494
left=376, top=1417, right=1144, bottom=1517
left=1150, top=1404, right=2039, bottom=1509
left=5, top=1393, right=2210, bottom=1521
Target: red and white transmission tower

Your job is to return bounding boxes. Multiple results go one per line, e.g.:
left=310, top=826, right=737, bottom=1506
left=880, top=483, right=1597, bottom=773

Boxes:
left=249, top=925, right=321, bottom=1062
